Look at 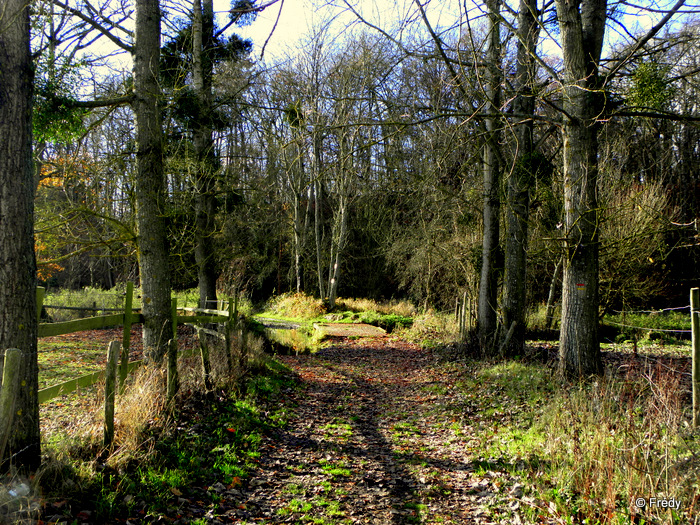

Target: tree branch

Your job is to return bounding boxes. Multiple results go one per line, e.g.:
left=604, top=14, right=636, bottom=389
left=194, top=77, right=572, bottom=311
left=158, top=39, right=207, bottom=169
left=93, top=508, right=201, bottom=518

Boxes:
left=52, top=0, right=133, bottom=53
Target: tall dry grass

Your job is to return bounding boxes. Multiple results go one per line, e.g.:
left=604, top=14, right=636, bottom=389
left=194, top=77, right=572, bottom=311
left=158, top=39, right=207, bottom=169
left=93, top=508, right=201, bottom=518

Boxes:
left=535, top=364, right=699, bottom=523
left=334, top=297, right=417, bottom=317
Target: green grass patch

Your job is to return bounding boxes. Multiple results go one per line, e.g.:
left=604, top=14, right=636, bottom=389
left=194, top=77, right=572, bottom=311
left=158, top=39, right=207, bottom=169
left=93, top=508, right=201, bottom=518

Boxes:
left=452, top=358, right=700, bottom=525
left=322, top=420, right=353, bottom=440
left=265, top=326, right=320, bottom=354
left=319, top=459, right=352, bottom=479
left=36, top=355, right=298, bottom=522
left=38, top=338, right=106, bottom=388
left=603, top=310, right=690, bottom=332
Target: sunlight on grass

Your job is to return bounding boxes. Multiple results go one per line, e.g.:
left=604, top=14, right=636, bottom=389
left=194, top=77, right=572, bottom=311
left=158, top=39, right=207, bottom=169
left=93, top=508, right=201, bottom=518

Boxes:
left=38, top=338, right=105, bottom=388
left=456, top=359, right=700, bottom=524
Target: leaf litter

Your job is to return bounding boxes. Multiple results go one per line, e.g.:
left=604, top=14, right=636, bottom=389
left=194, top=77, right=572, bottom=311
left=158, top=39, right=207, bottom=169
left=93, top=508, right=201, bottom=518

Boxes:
left=161, top=336, right=532, bottom=524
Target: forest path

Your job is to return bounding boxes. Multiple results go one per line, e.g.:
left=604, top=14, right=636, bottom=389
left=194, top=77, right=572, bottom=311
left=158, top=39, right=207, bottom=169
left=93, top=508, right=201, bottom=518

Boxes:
left=232, top=337, right=500, bottom=524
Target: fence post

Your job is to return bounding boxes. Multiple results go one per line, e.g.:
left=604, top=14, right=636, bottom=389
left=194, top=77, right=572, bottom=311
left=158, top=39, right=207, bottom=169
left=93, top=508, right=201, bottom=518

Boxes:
left=167, top=298, right=179, bottom=402
left=120, top=281, right=134, bottom=390
left=461, top=291, right=468, bottom=341
left=240, top=315, right=248, bottom=373
left=457, top=295, right=463, bottom=342
left=167, top=338, right=179, bottom=402
left=36, top=286, right=46, bottom=320
left=196, top=328, right=212, bottom=390
left=171, top=297, right=178, bottom=342
left=225, top=297, right=235, bottom=376
left=468, top=297, right=473, bottom=332
left=691, top=288, right=700, bottom=428
left=104, top=341, right=120, bottom=447
left=0, top=349, right=21, bottom=464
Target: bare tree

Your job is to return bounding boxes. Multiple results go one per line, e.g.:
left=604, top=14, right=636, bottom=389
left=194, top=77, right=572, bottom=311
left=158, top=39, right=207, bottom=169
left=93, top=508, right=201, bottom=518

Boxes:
left=501, top=0, right=541, bottom=355
left=477, top=0, right=503, bottom=347
left=555, top=0, right=690, bottom=377
left=554, top=0, right=607, bottom=377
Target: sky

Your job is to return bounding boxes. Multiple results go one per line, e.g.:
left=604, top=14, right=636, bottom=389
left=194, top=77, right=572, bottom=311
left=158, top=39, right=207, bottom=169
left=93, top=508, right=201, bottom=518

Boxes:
left=231, top=0, right=321, bottom=60
left=217, top=0, right=457, bottom=63
left=78, top=0, right=692, bottom=81
left=216, top=0, right=664, bottom=66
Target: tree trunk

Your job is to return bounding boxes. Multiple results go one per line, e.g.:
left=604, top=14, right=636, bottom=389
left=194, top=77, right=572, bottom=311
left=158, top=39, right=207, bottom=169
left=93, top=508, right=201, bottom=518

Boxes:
left=133, top=0, right=171, bottom=361
left=293, top=188, right=303, bottom=293
left=327, top=194, right=349, bottom=310
left=193, top=0, right=218, bottom=308
left=314, top=176, right=326, bottom=300
left=555, top=0, right=607, bottom=377
left=478, top=0, right=502, bottom=349
left=312, top=124, right=327, bottom=300
left=502, top=0, right=540, bottom=356
left=0, top=0, right=40, bottom=471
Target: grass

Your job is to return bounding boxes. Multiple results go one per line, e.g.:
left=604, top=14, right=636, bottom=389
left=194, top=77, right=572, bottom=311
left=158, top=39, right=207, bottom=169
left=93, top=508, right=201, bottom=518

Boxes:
left=602, top=310, right=691, bottom=346
left=42, top=286, right=125, bottom=322
left=27, top=333, right=296, bottom=524
left=261, top=292, right=415, bottom=332
left=257, top=293, right=417, bottom=354
left=322, top=420, right=353, bottom=440
left=38, top=337, right=106, bottom=388
left=334, top=297, right=416, bottom=317
left=42, top=285, right=253, bottom=323
left=27, top=289, right=700, bottom=524
left=263, top=292, right=327, bottom=320
left=452, top=356, right=700, bottom=524
left=265, top=326, right=320, bottom=354
left=37, top=284, right=259, bottom=391
left=319, top=459, right=352, bottom=479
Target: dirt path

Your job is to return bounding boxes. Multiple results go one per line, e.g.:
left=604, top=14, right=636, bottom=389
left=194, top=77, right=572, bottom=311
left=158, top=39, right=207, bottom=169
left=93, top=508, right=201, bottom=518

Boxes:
left=230, top=337, right=500, bottom=524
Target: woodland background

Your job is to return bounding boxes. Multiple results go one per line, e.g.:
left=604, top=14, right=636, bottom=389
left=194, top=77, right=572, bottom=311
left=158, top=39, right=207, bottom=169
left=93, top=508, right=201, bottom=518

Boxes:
left=1, top=0, right=700, bottom=489
left=33, top=0, right=699, bottom=315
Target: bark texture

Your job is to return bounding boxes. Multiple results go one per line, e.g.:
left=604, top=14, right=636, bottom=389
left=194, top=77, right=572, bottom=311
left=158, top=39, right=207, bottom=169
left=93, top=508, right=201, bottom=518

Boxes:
left=502, top=0, right=540, bottom=356
left=193, top=0, right=219, bottom=308
left=555, top=0, right=606, bottom=377
left=133, top=0, right=171, bottom=361
left=0, top=0, right=40, bottom=471
left=478, top=0, right=502, bottom=348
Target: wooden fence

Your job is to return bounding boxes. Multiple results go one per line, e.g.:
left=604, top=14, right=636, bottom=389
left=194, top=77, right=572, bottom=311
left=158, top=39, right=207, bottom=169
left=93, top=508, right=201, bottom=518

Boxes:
left=36, top=283, right=242, bottom=404
left=0, top=284, right=245, bottom=456
left=691, top=288, right=699, bottom=428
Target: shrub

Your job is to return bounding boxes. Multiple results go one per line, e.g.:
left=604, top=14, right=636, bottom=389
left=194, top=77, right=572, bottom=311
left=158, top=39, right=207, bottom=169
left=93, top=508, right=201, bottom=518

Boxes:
left=265, top=292, right=326, bottom=320
left=335, top=297, right=417, bottom=317
left=43, top=287, right=125, bottom=322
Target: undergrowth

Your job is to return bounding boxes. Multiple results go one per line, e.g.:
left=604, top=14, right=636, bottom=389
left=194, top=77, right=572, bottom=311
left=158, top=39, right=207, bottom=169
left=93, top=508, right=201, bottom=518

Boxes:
left=12, top=342, right=295, bottom=524
left=264, top=292, right=327, bottom=320
left=262, top=292, right=416, bottom=333
left=42, top=287, right=124, bottom=322
left=458, top=359, right=700, bottom=524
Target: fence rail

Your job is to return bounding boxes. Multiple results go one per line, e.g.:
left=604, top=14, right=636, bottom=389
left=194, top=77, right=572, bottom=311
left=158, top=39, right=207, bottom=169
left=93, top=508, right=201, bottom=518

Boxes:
left=38, top=313, right=142, bottom=338
left=43, top=305, right=126, bottom=312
